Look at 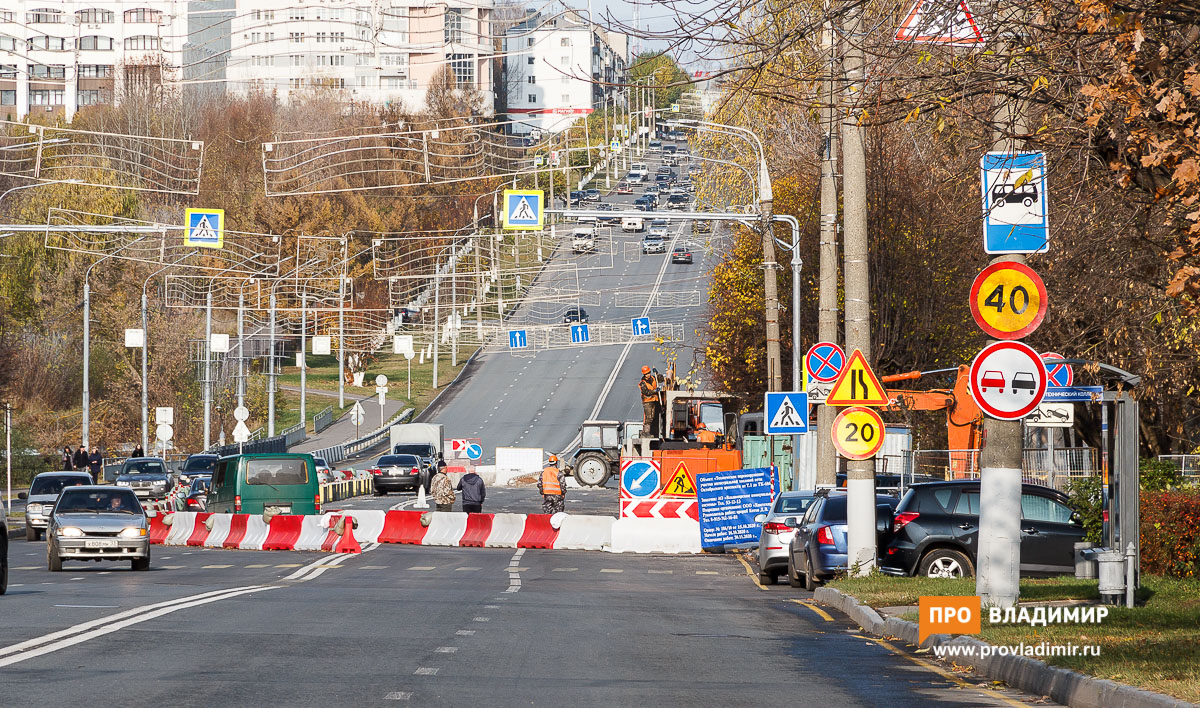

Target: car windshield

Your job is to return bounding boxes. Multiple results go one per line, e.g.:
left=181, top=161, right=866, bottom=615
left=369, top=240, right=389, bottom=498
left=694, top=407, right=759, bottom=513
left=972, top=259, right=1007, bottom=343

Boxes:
left=189, top=477, right=211, bottom=493
left=314, top=458, right=328, bottom=468
left=245, top=459, right=309, bottom=486
left=56, top=489, right=141, bottom=514
left=30, top=475, right=90, bottom=496
left=393, top=444, right=432, bottom=457
left=775, top=495, right=814, bottom=515
left=183, top=456, right=217, bottom=472
left=379, top=455, right=420, bottom=467
left=122, top=460, right=166, bottom=476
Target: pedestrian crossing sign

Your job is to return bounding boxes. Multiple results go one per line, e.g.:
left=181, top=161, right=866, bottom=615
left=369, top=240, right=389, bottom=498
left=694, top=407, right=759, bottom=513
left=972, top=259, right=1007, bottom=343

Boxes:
left=764, top=391, right=810, bottom=435
left=661, top=462, right=696, bottom=497
left=502, top=189, right=544, bottom=231
left=184, top=208, right=224, bottom=248
left=825, top=349, right=890, bottom=406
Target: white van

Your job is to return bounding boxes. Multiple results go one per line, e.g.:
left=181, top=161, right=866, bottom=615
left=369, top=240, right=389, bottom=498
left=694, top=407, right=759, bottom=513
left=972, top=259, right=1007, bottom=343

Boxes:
left=621, top=217, right=645, bottom=233
left=571, top=226, right=597, bottom=253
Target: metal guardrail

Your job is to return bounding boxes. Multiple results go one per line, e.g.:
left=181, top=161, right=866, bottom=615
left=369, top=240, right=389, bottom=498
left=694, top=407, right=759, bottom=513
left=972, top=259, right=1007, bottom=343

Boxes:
left=310, top=407, right=415, bottom=467
left=314, top=405, right=335, bottom=434
left=282, top=421, right=307, bottom=449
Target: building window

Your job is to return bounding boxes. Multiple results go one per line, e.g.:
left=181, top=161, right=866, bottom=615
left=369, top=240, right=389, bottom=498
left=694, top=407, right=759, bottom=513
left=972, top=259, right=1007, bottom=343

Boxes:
left=252, top=55, right=273, bottom=67
left=527, top=75, right=535, bottom=84
left=316, top=32, right=328, bottom=43
left=331, top=31, right=346, bottom=43
left=77, top=89, right=106, bottom=105
left=444, top=8, right=463, bottom=44
left=314, top=77, right=345, bottom=89
left=29, top=89, right=64, bottom=105
left=27, top=35, right=67, bottom=51
left=328, top=9, right=344, bottom=21
left=265, top=32, right=274, bottom=43
left=355, top=53, right=371, bottom=66
left=382, top=54, right=407, bottom=67
left=123, top=8, right=162, bottom=24
left=78, top=64, right=113, bottom=78
left=77, top=36, right=113, bottom=51
left=290, top=55, right=304, bottom=66
left=527, top=38, right=534, bottom=47
left=560, top=56, right=569, bottom=65
left=124, top=35, right=160, bottom=51
left=0, top=89, right=14, bottom=105
left=289, top=32, right=305, bottom=43
left=76, top=8, right=114, bottom=24
left=527, top=56, right=534, bottom=65
left=0, top=64, right=16, bottom=79
left=528, top=94, right=536, bottom=104
left=28, top=64, right=66, bottom=79
left=27, top=8, right=64, bottom=24
left=561, top=76, right=569, bottom=84
left=289, top=77, right=305, bottom=89
left=0, top=12, right=12, bottom=23
left=448, top=53, right=473, bottom=83
left=0, top=35, right=16, bottom=52
left=383, top=8, right=408, bottom=43
left=383, top=76, right=409, bottom=88
left=288, top=9, right=305, bottom=21
left=560, top=37, right=571, bottom=47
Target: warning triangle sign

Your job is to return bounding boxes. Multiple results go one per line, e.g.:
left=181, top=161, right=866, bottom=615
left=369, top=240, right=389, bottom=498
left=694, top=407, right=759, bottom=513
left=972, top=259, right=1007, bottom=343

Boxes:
left=826, top=349, right=890, bottom=406
left=661, top=462, right=696, bottom=497
left=895, top=0, right=985, bottom=47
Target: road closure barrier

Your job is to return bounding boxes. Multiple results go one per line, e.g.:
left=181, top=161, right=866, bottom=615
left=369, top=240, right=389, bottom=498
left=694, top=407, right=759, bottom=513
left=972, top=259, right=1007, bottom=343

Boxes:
left=517, top=514, right=560, bottom=549
left=378, top=509, right=429, bottom=545
left=608, top=518, right=702, bottom=554
left=423, top=512, right=469, bottom=546
left=553, top=515, right=616, bottom=550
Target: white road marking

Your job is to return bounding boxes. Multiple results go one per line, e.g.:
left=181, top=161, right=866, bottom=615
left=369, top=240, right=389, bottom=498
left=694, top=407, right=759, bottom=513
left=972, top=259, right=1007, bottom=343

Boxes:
left=414, top=667, right=439, bottom=675
left=552, top=568, right=578, bottom=572
left=384, top=692, right=412, bottom=700
left=434, top=647, right=458, bottom=653
left=53, top=605, right=119, bottom=609
left=456, top=629, right=476, bottom=636
left=647, top=570, right=673, bottom=574
left=600, top=569, right=623, bottom=573
left=408, top=566, right=436, bottom=571
left=696, top=571, right=719, bottom=575
left=473, top=617, right=490, bottom=622
left=454, top=567, right=481, bottom=572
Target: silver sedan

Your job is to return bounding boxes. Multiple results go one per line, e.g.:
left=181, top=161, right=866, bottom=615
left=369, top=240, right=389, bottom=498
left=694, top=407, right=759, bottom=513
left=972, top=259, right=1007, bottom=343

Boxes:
left=755, top=491, right=816, bottom=585
left=46, top=486, right=150, bottom=572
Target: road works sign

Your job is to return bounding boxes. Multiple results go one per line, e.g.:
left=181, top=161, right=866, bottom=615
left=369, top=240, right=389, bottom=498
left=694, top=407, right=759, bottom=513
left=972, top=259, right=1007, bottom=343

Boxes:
left=969, top=341, right=1048, bottom=420
left=764, top=392, right=810, bottom=435
left=982, top=152, right=1049, bottom=254
left=661, top=462, right=697, bottom=497
left=969, top=262, right=1047, bottom=339
left=831, top=407, right=886, bottom=460
left=826, top=349, right=890, bottom=406
left=501, top=189, right=544, bottom=231
left=185, top=208, right=224, bottom=248
left=895, top=0, right=985, bottom=46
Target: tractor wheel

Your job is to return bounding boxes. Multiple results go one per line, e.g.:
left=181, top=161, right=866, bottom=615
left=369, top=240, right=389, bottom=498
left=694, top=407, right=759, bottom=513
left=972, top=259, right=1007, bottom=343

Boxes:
left=574, top=452, right=612, bottom=487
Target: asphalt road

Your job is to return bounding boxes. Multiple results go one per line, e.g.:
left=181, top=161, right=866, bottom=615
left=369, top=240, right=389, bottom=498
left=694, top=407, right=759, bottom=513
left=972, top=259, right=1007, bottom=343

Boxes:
left=1, top=528, right=1052, bottom=707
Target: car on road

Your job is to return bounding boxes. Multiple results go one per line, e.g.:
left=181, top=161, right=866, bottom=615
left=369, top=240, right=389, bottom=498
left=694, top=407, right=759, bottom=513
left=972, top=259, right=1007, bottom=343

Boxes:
left=569, top=190, right=585, bottom=204
left=642, top=235, right=667, bottom=254
left=46, top=486, right=150, bottom=572
left=649, top=226, right=669, bottom=239
left=671, top=246, right=693, bottom=264
left=584, top=188, right=601, bottom=202
left=563, top=306, right=589, bottom=323
left=693, top=220, right=712, bottom=234
left=633, top=196, right=653, bottom=210
left=667, top=194, right=689, bottom=209
left=115, top=457, right=173, bottom=500
left=314, top=457, right=333, bottom=484
left=572, top=227, right=597, bottom=253
left=648, top=140, right=662, bottom=153
left=616, top=181, right=633, bottom=194
left=184, top=475, right=212, bottom=511
left=644, top=184, right=661, bottom=195
left=627, top=173, right=644, bottom=184
left=785, top=490, right=900, bottom=589
left=595, top=203, right=618, bottom=223
left=19, top=470, right=93, bottom=541
left=754, top=491, right=817, bottom=585
left=879, top=481, right=1085, bottom=578
left=622, top=216, right=645, bottom=232
left=207, top=453, right=322, bottom=515
left=664, top=144, right=678, bottom=155
left=368, top=454, right=424, bottom=494
left=180, top=453, right=218, bottom=484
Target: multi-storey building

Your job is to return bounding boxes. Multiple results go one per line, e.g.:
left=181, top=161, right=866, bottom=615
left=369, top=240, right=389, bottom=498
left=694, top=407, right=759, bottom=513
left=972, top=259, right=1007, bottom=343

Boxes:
left=0, top=2, right=188, bottom=121
left=501, top=10, right=627, bottom=136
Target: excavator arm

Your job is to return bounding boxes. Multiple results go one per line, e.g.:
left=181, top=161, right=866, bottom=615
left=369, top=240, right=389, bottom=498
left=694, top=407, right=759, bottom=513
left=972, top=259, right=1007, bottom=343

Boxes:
left=881, top=365, right=982, bottom=458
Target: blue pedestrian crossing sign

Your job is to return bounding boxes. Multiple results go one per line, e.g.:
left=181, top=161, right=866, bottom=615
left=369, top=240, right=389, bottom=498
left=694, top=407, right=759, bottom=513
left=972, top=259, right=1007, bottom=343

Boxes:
left=631, top=317, right=651, bottom=336
left=502, top=189, right=544, bottom=231
left=981, top=152, right=1049, bottom=254
left=508, top=329, right=528, bottom=349
left=764, top=392, right=810, bottom=435
left=571, top=323, right=590, bottom=344
left=610, top=139, right=620, bottom=151
left=621, top=459, right=660, bottom=498
left=184, top=208, right=224, bottom=249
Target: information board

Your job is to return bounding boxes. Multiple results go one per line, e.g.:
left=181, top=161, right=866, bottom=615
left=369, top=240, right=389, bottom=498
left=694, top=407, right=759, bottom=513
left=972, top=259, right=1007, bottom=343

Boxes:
left=696, top=467, right=778, bottom=548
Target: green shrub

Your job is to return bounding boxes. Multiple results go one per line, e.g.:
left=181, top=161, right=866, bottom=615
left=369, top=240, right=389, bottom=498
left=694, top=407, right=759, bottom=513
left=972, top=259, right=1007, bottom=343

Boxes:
left=1141, top=457, right=1182, bottom=491
left=1066, top=476, right=1103, bottom=543
left=1140, top=489, right=1200, bottom=578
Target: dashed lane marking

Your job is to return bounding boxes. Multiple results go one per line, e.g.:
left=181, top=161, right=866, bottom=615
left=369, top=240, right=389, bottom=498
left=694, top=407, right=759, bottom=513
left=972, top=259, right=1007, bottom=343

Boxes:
left=456, top=630, right=476, bottom=636
left=696, top=570, right=719, bottom=575
left=647, top=569, right=673, bottom=574
left=384, top=692, right=412, bottom=700
left=244, top=564, right=270, bottom=568
left=275, top=564, right=301, bottom=568
left=434, top=647, right=458, bottom=653
left=473, top=617, right=490, bottom=622
left=408, top=566, right=436, bottom=571
left=551, top=567, right=578, bottom=572
left=203, top=564, right=233, bottom=569
left=600, top=568, right=623, bottom=573
left=454, top=567, right=481, bottom=571
left=362, top=565, right=389, bottom=570
left=414, top=668, right=439, bottom=676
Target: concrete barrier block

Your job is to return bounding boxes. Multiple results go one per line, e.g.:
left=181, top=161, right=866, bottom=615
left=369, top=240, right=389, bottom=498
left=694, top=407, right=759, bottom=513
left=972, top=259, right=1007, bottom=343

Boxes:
left=423, top=512, right=469, bottom=546
left=202, top=514, right=233, bottom=548
left=164, top=511, right=198, bottom=546
left=553, top=515, right=616, bottom=551
left=607, top=518, right=701, bottom=554
left=485, top=513, right=526, bottom=548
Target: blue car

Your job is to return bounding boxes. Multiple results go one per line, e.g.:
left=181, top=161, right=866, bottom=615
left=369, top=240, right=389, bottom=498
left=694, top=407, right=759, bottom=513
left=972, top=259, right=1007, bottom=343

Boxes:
left=784, top=490, right=899, bottom=590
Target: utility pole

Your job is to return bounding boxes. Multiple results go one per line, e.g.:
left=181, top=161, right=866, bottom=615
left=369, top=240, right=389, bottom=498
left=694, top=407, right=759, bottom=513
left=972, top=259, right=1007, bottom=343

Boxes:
left=841, top=0, right=876, bottom=575
left=432, top=265, right=440, bottom=388
left=760, top=196, right=783, bottom=393
left=204, top=289, right=212, bottom=449
left=816, top=14, right=840, bottom=487
left=268, top=292, right=276, bottom=437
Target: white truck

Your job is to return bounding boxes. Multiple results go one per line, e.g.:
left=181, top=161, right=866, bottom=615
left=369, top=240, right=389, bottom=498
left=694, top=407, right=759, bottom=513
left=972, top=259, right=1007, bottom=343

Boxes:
left=389, top=423, right=444, bottom=491
left=571, top=226, right=597, bottom=253
left=621, top=216, right=645, bottom=233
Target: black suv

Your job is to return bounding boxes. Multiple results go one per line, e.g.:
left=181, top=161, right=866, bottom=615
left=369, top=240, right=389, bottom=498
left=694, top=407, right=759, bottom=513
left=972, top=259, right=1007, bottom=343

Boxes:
left=880, top=481, right=1085, bottom=579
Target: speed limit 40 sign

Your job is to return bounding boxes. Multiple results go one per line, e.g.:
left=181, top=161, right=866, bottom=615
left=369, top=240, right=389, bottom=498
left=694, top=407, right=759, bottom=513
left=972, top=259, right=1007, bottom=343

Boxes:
left=969, top=262, right=1047, bottom=339
left=831, top=406, right=886, bottom=461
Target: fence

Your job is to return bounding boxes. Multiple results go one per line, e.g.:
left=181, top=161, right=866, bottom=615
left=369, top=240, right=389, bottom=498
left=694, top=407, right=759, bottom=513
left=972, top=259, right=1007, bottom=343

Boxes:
left=282, top=421, right=307, bottom=449
left=1154, top=455, right=1200, bottom=486
left=313, top=406, right=335, bottom=434
left=902, top=448, right=1099, bottom=492
left=311, top=407, right=414, bottom=467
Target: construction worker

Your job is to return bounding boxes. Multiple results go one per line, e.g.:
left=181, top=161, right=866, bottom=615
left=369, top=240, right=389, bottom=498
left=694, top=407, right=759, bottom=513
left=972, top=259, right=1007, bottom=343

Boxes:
left=639, top=365, right=660, bottom=437
left=538, top=454, right=566, bottom=514
left=696, top=422, right=718, bottom=447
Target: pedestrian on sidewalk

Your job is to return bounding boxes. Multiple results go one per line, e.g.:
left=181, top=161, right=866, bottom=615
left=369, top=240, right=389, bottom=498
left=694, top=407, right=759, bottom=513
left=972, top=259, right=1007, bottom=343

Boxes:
left=61, top=446, right=74, bottom=471
left=539, top=455, right=566, bottom=514
left=88, top=446, right=103, bottom=483
left=73, top=445, right=89, bottom=471
left=457, top=469, right=486, bottom=513
left=431, top=466, right=455, bottom=512
left=132, top=443, right=144, bottom=458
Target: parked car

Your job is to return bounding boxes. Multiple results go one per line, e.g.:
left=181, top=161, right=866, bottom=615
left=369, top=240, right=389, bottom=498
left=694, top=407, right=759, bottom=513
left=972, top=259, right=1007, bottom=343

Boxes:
left=785, top=491, right=900, bottom=590
left=563, top=306, right=589, bottom=323
left=207, top=453, right=322, bottom=515
left=879, top=481, right=1085, bottom=579
left=314, top=457, right=333, bottom=484
left=755, top=491, right=817, bottom=584
left=115, top=457, right=173, bottom=501
left=671, top=246, right=693, bottom=264
left=616, top=181, right=633, bottom=194
left=19, top=471, right=93, bottom=541
left=46, top=486, right=150, bottom=572
left=179, top=454, right=219, bottom=484
left=368, top=454, right=424, bottom=495
left=642, top=235, right=667, bottom=254
left=184, top=475, right=212, bottom=511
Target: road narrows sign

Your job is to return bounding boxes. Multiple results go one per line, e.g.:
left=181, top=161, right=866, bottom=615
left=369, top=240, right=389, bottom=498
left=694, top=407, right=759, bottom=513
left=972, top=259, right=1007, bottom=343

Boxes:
left=969, top=261, right=1048, bottom=339
left=826, top=349, right=890, bottom=406
left=969, top=341, right=1048, bottom=420
left=831, top=407, right=886, bottom=460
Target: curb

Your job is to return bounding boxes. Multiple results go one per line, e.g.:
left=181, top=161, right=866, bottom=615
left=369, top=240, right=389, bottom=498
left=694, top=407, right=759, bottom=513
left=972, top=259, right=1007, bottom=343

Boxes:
left=813, top=587, right=1194, bottom=708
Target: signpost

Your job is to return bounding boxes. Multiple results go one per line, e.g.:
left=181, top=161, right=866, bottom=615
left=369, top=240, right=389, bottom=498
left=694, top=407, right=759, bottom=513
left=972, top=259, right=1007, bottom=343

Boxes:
left=571, top=323, right=590, bottom=344
left=1027, top=403, right=1074, bottom=427
left=969, top=262, right=1047, bottom=339
left=184, top=208, right=225, bottom=248
left=968, top=341, right=1048, bottom=420
left=894, top=0, right=985, bottom=45
left=374, top=374, right=388, bottom=429
left=508, top=330, right=528, bottom=349
left=631, top=317, right=651, bottom=336
left=233, top=405, right=250, bottom=450
left=831, top=407, right=886, bottom=460
left=349, top=401, right=366, bottom=437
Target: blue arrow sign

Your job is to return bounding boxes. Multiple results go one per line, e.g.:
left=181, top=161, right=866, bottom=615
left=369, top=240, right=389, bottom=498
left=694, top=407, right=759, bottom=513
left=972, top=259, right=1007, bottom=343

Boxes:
left=764, top=392, right=809, bottom=435
left=621, top=461, right=659, bottom=498
left=631, top=317, right=651, bottom=336
left=465, top=443, right=483, bottom=461
left=571, top=323, right=590, bottom=344
left=508, top=330, right=527, bottom=349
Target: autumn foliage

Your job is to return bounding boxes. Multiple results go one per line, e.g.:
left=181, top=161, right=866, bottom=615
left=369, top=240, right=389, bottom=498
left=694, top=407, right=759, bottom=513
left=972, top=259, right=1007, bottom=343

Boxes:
left=1140, top=490, right=1200, bottom=578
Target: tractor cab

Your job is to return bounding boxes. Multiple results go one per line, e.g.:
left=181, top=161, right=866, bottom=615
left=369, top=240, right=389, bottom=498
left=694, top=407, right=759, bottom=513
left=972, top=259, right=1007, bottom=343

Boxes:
left=572, top=420, right=642, bottom=487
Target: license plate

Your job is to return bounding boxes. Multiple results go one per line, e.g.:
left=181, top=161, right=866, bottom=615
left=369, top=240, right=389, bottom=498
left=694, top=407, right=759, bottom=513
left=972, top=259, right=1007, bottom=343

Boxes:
left=265, top=506, right=292, bottom=515
left=84, top=539, right=118, bottom=549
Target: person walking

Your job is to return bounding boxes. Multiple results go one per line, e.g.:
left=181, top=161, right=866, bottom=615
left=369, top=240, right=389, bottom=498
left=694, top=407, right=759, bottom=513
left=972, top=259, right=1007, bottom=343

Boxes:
left=639, top=366, right=660, bottom=437
left=61, top=446, right=74, bottom=471
left=538, top=455, right=566, bottom=514
left=431, top=466, right=455, bottom=512
left=87, top=446, right=103, bottom=484
left=457, top=469, right=486, bottom=513
left=73, top=445, right=89, bottom=472
left=131, top=443, right=144, bottom=458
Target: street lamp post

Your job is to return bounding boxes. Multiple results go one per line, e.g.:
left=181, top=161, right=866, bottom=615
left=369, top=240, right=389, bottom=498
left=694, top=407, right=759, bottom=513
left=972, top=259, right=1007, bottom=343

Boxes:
left=140, top=250, right=199, bottom=453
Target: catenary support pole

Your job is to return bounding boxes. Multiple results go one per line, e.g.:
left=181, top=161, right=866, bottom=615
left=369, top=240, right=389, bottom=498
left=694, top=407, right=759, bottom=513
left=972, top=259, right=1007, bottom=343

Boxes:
left=268, top=292, right=277, bottom=437
left=300, top=290, right=307, bottom=431
left=237, top=291, right=245, bottom=411
left=816, top=14, right=841, bottom=487
left=204, top=290, right=212, bottom=449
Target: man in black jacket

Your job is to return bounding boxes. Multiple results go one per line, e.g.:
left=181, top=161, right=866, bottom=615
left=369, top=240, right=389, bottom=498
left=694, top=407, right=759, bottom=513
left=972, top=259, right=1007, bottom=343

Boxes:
left=456, top=470, right=486, bottom=513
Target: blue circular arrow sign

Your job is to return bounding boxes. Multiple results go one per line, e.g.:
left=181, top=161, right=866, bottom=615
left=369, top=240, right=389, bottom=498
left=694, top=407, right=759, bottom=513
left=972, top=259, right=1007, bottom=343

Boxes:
left=621, top=461, right=659, bottom=498
left=465, top=443, right=483, bottom=461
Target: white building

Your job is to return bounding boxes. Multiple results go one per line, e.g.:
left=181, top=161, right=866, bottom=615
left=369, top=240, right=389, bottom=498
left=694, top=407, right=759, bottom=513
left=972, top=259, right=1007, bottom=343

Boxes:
left=223, top=0, right=495, bottom=112
left=0, top=2, right=188, bottom=121
left=502, top=10, right=627, bottom=136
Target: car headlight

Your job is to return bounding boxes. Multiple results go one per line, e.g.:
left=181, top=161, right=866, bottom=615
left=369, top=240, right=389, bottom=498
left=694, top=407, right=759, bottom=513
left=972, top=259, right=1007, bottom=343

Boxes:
left=116, top=480, right=130, bottom=486
left=27, top=503, right=43, bottom=514
left=59, top=527, right=84, bottom=537
left=119, top=527, right=147, bottom=538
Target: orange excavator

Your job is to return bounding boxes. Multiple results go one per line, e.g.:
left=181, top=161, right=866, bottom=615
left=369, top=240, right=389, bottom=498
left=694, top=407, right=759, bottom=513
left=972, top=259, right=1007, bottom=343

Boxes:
left=881, top=365, right=982, bottom=477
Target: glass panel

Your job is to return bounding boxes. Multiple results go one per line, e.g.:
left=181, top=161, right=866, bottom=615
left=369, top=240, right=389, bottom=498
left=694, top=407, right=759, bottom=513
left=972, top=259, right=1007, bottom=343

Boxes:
left=1021, top=494, right=1074, bottom=523
left=245, top=459, right=309, bottom=486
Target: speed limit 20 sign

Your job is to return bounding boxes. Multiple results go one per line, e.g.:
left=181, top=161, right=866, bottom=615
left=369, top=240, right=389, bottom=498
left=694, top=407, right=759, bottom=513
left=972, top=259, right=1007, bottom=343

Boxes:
left=831, top=406, right=886, bottom=460
left=969, top=262, right=1047, bottom=339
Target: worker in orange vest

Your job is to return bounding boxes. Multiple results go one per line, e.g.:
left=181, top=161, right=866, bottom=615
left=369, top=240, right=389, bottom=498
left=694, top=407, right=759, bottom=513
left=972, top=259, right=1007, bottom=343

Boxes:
left=696, top=422, right=718, bottom=447
left=538, top=454, right=566, bottom=514
left=639, top=365, right=660, bottom=437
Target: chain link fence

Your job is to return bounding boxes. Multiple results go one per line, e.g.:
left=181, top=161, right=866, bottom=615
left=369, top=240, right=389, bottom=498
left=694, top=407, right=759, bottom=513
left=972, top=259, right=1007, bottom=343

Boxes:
left=902, top=448, right=1099, bottom=492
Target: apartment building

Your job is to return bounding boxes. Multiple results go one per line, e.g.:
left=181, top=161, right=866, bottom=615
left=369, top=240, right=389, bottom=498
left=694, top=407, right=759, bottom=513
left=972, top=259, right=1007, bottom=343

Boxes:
left=502, top=10, right=627, bottom=136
